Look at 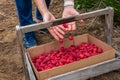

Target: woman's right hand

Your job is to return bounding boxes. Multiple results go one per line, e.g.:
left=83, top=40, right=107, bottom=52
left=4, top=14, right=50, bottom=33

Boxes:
left=43, top=11, right=66, bottom=40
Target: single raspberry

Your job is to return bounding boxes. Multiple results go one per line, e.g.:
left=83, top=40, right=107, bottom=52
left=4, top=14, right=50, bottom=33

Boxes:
left=68, top=35, right=73, bottom=40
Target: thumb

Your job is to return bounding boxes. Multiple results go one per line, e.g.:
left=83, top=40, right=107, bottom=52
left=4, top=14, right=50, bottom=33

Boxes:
left=79, top=19, right=84, bottom=24
left=70, top=11, right=79, bottom=16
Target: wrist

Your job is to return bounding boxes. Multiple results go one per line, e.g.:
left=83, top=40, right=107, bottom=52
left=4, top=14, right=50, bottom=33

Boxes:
left=41, top=9, right=49, bottom=16
left=64, top=5, right=74, bottom=9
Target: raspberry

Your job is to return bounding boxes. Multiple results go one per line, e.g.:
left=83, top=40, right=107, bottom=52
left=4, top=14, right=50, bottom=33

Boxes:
left=68, top=35, right=73, bottom=40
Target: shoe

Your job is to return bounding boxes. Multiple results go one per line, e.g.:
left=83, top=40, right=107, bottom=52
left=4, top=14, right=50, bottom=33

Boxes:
left=33, top=21, right=49, bottom=34
left=24, top=32, right=37, bottom=48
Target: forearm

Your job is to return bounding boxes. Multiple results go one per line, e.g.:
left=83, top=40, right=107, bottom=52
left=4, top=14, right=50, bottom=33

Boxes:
left=34, top=0, right=49, bottom=16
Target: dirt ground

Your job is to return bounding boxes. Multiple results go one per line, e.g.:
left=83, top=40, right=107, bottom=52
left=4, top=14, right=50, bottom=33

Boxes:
left=0, top=0, right=120, bottom=80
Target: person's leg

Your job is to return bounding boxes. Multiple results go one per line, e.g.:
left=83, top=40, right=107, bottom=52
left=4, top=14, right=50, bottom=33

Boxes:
left=15, top=0, right=34, bottom=26
left=15, top=0, right=37, bottom=48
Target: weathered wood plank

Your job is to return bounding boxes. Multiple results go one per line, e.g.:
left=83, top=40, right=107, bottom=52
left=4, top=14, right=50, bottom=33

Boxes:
left=47, top=57, right=120, bottom=80
left=25, top=53, right=37, bottom=80
left=20, top=7, right=112, bottom=34
left=16, top=25, right=30, bottom=80
left=105, top=7, right=114, bottom=45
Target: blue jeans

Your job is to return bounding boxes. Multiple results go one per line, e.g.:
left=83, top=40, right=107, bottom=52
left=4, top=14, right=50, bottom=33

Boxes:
left=15, top=0, right=51, bottom=48
left=15, top=0, right=51, bottom=26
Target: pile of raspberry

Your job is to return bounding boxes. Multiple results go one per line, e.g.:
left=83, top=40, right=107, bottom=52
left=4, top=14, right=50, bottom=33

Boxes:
left=31, top=42, right=103, bottom=71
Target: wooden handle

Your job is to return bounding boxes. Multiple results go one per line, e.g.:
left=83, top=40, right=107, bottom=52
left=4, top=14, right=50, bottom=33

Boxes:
left=20, top=7, right=113, bottom=34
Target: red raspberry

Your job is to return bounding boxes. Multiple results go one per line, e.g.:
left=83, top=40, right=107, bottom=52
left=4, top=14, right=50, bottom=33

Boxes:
left=80, top=20, right=84, bottom=23
left=63, top=24, right=68, bottom=28
left=97, top=48, right=103, bottom=53
left=68, top=35, right=73, bottom=40
left=59, top=39, right=63, bottom=43
left=79, top=54, right=84, bottom=59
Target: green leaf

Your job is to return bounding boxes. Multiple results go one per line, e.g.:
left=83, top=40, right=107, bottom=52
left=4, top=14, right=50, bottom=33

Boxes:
left=76, top=4, right=81, bottom=9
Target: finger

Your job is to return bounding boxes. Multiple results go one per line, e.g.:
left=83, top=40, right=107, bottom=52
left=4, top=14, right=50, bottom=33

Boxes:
left=48, top=28, right=59, bottom=40
left=68, top=23, right=72, bottom=31
left=71, top=22, right=76, bottom=30
left=79, top=19, right=84, bottom=24
left=53, top=27, right=64, bottom=39
left=56, top=26, right=65, bottom=35
left=59, top=24, right=68, bottom=31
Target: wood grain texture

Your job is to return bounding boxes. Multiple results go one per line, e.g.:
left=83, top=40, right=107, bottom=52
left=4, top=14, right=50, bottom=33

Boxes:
left=48, top=57, right=120, bottom=80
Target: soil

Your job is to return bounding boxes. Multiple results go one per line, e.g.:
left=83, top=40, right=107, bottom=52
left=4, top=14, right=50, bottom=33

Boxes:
left=0, top=0, right=120, bottom=80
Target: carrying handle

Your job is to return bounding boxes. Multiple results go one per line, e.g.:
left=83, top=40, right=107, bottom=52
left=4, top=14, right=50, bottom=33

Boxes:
left=20, top=7, right=114, bottom=35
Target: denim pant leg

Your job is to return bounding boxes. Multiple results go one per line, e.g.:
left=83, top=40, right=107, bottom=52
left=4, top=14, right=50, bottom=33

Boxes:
left=15, top=0, right=35, bottom=33
left=36, top=0, right=51, bottom=20
left=15, top=0, right=33, bottom=26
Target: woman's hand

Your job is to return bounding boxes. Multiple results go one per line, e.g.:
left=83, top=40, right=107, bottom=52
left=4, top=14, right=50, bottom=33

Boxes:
left=62, top=6, right=81, bottom=31
left=43, top=11, right=65, bottom=40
